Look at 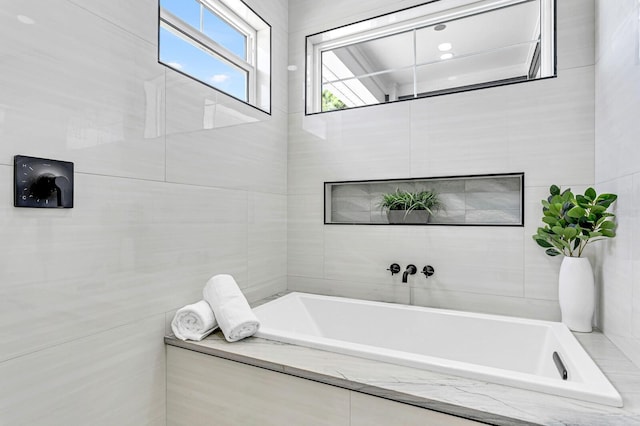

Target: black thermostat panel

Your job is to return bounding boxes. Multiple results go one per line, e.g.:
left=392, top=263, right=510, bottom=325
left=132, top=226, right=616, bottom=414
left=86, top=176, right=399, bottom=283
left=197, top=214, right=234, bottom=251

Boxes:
left=14, top=155, right=74, bottom=208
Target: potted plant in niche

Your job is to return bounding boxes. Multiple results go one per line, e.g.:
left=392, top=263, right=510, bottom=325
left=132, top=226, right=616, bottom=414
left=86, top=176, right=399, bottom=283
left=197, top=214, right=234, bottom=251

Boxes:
left=532, top=185, right=617, bottom=332
left=380, top=188, right=443, bottom=224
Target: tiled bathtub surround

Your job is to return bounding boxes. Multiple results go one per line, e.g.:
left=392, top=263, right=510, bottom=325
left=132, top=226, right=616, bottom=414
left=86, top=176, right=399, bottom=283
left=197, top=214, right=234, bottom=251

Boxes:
left=165, top=329, right=640, bottom=425
left=0, top=0, right=288, bottom=423
left=288, top=0, right=595, bottom=319
left=326, top=174, right=523, bottom=225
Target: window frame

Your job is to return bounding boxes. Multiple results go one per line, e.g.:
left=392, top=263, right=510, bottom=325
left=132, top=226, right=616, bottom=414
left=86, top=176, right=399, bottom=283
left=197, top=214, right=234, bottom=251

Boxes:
left=305, top=0, right=556, bottom=115
left=158, top=0, right=271, bottom=114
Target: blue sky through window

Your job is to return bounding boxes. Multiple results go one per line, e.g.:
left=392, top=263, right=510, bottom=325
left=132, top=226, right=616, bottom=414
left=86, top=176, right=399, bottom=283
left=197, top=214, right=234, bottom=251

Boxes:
left=160, top=0, right=249, bottom=101
left=161, top=0, right=246, bottom=58
left=160, top=26, right=247, bottom=101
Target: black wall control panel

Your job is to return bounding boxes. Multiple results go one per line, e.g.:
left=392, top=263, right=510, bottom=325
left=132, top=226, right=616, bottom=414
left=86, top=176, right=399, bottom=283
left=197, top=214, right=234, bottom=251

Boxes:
left=14, top=155, right=74, bottom=208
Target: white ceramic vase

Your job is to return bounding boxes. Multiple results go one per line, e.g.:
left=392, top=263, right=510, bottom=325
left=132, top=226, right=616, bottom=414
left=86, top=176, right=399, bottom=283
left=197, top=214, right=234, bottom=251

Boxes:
left=558, top=256, right=595, bottom=332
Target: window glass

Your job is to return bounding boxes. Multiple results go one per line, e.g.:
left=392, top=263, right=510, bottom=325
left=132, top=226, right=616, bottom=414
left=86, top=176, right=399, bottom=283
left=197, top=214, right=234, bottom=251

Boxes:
left=160, top=26, right=248, bottom=101
left=160, top=0, right=200, bottom=29
left=158, top=0, right=271, bottom=113
left=306, top=0, right=554, bottom=114
left=202, top=8, right=247, bottom=59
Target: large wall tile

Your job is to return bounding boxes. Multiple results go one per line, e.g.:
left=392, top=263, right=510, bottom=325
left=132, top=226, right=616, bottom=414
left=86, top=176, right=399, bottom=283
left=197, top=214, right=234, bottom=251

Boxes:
left=410, top=86, right=511, bottom=178
left=419, top=226, right=525, bottom=297
left=288, top=103, right=411, bottom=195
left=165, top=103, right=287, bottom=194
left=288, top=276, right=410, bottom=305
left=67, top=0, right=158, bottom=44
left=595, top=0, right=640, bottom=366
left=557, top=0, right=595, bottom=70
left=0, top=170, right=249, bottom=361
left=507, top=66, right=595, bottom=187
left=524, top=186, right=563, bottom=301
left=289, top=0, right=428, bottom=34
left=633, top=175, right=640, bottom=341
left=323, top=226, right=428, bottom=286
left=0, top=315, right=166, bottom=426
left=595, top=0, right=637, bottom=62
left=412, top=287, right=561, bottom=321
left=595, top=5, right=640, bottom=182
left=288, top=194, right=325, bottom=278
left=0, top=0, right=166, bottom=181
left=248, top=192, right=287, bottom=289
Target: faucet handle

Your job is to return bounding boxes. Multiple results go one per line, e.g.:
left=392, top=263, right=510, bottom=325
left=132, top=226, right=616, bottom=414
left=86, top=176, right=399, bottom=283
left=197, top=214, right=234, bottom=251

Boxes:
left=422, top=265, right=435, bottom=278
left=387, top=263, right=401, bottom=275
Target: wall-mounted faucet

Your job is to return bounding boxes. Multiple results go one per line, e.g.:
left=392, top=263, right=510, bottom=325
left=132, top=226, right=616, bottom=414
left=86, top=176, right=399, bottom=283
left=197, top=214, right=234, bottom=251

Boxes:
left=421, top=265, right=435, bottom=278
left=386, top=263, right=401, bottom=275
left=402, top=264, right=417, bottom=283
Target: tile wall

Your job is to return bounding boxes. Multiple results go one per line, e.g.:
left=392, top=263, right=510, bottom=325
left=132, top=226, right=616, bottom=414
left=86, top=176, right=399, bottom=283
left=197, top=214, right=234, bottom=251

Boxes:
left=288, top=0, right=595, bottom=320
left=595, top=0, right=640, bottom=368
left=0, top=0, right=288, bottom=423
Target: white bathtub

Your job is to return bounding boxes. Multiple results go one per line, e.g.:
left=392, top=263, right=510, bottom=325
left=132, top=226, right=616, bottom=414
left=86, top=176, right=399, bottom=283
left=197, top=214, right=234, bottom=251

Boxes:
left=253, top=292, right=622, bottom=407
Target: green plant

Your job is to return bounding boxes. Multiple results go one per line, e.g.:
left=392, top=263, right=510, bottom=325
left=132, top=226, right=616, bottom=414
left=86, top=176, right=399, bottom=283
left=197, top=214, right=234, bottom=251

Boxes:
left=380, top=189, right=442, bottom=215
left=532, top=185, right=617, bottom=257
left=322, top=89, right=347, bottom=112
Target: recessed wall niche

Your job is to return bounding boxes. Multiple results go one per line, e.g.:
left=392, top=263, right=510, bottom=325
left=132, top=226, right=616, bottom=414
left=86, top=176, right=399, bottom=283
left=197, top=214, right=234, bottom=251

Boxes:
left=325, top=173, right=524, bottom=226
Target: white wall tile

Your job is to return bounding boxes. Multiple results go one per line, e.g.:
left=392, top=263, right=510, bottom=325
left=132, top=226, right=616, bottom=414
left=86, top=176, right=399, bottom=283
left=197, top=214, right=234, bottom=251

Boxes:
left=633, top=175, right=640, bottom=341
left=289, top=103, right=411, bottom=195
left=507, top=66, right=595, bottom=187
left=557, top=0, right=596, bottom=70
left=165, top=100, right=287, bottom=194
left=67, top=0, right=158, bottom=44
left=288, top=194, right=325, bottom=278
left=288, top=0, right=428, bottom=34
left=248, top=192, right=287, bottom=289
left=0, top=170, right=250, bottom=361
left=412, top=287, right=561, bottom=321
left=596, top=0, right=640, bottom=365
left=0, top=315, right=166, bottom=425
left=410, top=86, right=511, bottom=178
left=0, top=0, right=166, bottom=181
left=288, top=276, right=410, bottom=305
left=323, top=226, right=428, bottom=286
left=595, top=1, right=640, bottom=183
left=524, top=186, right=563, bottom=301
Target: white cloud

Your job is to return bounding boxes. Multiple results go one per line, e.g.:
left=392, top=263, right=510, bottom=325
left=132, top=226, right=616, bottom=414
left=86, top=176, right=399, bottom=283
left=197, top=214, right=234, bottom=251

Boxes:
left=211, top=74, right=230, bottom=83
left=167, top=62, right=183, bottom=70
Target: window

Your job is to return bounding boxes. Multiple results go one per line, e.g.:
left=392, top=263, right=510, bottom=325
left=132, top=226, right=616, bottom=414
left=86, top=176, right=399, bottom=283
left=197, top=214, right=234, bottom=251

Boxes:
left=159, top=0, right=271, bottom=113
left=306, top=0, right=555, bottom=114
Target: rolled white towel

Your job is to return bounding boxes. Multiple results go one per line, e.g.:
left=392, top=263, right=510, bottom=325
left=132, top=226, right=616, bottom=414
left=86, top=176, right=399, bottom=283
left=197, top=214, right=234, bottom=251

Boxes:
left=171, top=300, right=218, bottom=341
left=203, top=274, right=260, bottom=342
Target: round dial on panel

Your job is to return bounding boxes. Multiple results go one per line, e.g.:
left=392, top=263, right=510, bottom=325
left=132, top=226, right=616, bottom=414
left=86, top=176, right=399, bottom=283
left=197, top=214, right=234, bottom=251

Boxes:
left=14, top=155, right=74, bottom=208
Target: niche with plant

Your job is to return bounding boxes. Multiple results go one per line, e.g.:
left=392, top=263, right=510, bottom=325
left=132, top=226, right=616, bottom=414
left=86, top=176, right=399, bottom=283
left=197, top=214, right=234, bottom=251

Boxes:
left=324, top=173, right=524, bottom=226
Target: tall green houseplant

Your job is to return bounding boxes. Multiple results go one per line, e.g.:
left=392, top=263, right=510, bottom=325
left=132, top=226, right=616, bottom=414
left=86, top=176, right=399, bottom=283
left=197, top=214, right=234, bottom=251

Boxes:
left=532, top=185, right=617, bottom=257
